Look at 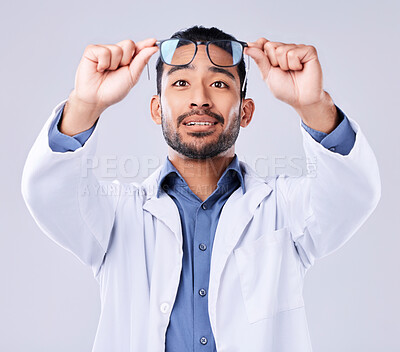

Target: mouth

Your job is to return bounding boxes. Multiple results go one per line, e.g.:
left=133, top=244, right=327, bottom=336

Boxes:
left=182, top=115, right=220, bottom=130
left=184, top=121, right=218, bottom=126
left=182, top=122, right=218, bottom=132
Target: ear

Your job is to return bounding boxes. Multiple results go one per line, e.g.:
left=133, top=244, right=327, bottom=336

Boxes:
left=240, top=98, right=255, bottom=127
left=150, top=94, right=162, bottom=125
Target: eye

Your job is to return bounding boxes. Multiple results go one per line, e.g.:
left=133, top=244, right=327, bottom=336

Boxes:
left=171, top=80, right=229, bottom=88
left=172, top=80, right=189, bottom=87
left=211, top=81, right=229, bottom=88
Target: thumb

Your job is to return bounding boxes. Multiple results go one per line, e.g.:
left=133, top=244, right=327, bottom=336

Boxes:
left=129, top=46, right=159, bottom=84
left=244, top=46, right=271, bottom=81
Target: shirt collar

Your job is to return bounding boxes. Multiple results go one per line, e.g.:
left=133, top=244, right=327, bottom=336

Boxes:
left=156, top=154, right=246, bottom=198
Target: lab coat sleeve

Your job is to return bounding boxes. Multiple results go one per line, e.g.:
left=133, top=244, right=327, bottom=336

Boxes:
left=277, top=111, right=381, bottom=272
left=21, top=99, right=121, bottom=279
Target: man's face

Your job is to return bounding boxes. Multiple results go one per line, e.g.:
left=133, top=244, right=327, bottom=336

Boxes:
left=151, top=44, right=252, bottom=160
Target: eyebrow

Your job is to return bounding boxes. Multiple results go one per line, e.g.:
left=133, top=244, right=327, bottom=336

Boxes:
left=166, top=64, right=236, bottom=82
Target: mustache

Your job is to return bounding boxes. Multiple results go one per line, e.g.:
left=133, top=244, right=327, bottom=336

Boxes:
left=177, top=109, right=224, bottom=126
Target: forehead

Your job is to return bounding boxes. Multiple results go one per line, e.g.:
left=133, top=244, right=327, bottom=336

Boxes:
left=166, top=42, right=236, bottom=64
left=165, top=63, right=237, bottom=83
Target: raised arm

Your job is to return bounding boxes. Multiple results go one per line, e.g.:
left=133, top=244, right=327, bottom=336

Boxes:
left=21, top=38, right=159, bottom=278
left=245, top=38, right=381, bottom=272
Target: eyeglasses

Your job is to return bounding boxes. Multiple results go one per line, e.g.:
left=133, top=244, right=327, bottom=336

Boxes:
left=157, top=38, right=248, bottom=66
left=146, top=38, right=250, bottom=92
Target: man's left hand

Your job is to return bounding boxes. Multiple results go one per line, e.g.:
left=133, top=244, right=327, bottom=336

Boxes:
left=244, top=38, right=325, bottom=108
left=244, top=38, right=339, bottom=133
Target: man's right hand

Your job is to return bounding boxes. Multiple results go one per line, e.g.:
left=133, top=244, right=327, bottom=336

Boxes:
left=59, top=38, right=159, bottom=136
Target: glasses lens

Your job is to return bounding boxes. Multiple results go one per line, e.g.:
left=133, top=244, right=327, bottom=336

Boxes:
left=160, top=39, right=196, bottom=65
left=208, top=40, right=243, bottom=66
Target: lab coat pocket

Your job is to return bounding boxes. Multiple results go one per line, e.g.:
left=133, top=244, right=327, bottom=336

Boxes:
left=233, top=227, right=304, bottom=324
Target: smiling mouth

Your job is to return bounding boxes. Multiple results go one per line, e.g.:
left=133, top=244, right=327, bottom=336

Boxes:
left=184, top=121, right=219, bottom=126
left=182, top=120, right=219, bottom=133
left=181, top=111, right=222, bottom=126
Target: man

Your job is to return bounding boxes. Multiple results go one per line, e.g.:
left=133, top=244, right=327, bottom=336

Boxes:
left=21, top=25, right=381, bottom=352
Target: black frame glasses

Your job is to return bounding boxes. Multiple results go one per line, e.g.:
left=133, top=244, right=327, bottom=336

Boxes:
left=156, top=38, right=248, bottom=67
left=146, top=38, right=250, bottom=92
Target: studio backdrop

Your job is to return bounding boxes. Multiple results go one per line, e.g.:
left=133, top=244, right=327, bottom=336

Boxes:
left=1, top=0, right=398, bottom=351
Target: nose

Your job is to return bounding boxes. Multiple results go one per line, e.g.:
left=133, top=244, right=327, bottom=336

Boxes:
left=191, top=102, right=210, bottom=109
left=189, top=84, right=212, bottom=110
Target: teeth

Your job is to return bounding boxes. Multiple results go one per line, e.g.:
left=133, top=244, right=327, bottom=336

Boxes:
left=186, top=122, right=214, bottom=126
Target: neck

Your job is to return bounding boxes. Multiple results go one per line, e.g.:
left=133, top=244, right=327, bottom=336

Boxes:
left=167, top=147, right=235, bottom=202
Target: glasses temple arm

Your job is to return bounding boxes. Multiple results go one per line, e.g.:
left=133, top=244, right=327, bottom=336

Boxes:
left=147, top=63, right=150, bottom=81
left=242, top=54, right=250, bottom=92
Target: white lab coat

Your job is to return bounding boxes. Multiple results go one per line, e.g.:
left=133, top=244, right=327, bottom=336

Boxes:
left=21, top=99, right=381, bottom=352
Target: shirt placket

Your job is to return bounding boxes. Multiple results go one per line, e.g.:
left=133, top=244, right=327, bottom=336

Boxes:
left=193, top=199, right=216, bottom=351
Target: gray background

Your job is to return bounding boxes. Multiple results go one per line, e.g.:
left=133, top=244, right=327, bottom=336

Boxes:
left=1, top=0, right=399, bottom=350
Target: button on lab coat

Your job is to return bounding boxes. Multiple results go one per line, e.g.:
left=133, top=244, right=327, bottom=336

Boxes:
left=21, top=99, right=381, bottom=352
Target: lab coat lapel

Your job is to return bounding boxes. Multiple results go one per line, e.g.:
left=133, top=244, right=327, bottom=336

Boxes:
left=207, top=161, right=274, bottom=337
left=213, top=161, right=274, bottom=249
left=141, top=165, right=183, bottom=248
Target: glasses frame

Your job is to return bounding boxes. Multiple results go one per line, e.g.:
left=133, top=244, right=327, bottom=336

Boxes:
left=146, top=38, right=250, bottom=93
left=155, top=38, right=248, bottom=68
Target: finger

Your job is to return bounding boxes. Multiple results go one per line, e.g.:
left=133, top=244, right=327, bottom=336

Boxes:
left=287, top=48, right=304, bottom=70
left=244, top=46, right=272, bottom=81
left=115, top=39, right=136, bottom=66
left=115, top=38, right=158, bottom=67
left=288, top=45, right=317, bottom=69
left=83, top=45, right=112, bottom=72
left=132, top=38, right=158, bottom=58
left=129, top=45, right=159, bottom=82
left=246, top=37, right=269, bottom=51
left=274, top=44, right=298, bottom=71
left=98, top=44, right=124, bottom=71
left=264, top=41, right=284, bottom=67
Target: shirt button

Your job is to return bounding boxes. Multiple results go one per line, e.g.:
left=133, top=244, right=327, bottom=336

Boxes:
left=199, top=243, right=207, bottom=251
left=201, top=203, right=207, bottom=210
left=199, top=288, right=207, bottom=297
left=160, top=302, right=170, bottom=314
left=329, top=146, right=336, bottom=151
left=200, top=336, right=208, bottom=345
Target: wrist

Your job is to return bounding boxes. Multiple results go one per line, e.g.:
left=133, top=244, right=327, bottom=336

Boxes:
left=294, top=91, right=339, bottom=134
left=59, top=91, right=104, bottom=136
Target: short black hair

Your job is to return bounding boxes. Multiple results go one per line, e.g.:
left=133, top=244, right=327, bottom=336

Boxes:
left=155, top=25, right=247, bottom=100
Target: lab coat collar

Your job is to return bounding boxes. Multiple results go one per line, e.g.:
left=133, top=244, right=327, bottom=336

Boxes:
left=141, top=158, right=273, bottom=248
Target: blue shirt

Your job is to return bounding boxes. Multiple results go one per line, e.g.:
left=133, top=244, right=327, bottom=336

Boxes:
left=48, top=102, right=356, bottom=351
left=158, top=154, right=244, bottom=351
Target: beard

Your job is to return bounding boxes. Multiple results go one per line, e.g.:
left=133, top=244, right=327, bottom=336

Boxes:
left=160, top=105, right=242, bottom=160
